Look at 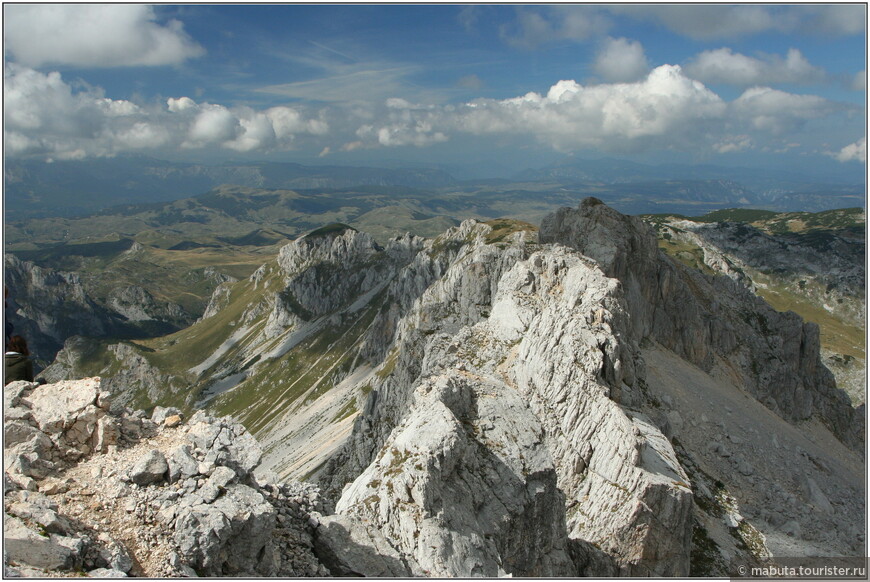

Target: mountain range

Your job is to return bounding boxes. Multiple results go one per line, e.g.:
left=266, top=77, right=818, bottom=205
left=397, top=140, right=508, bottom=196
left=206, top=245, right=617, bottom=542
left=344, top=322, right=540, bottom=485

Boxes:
left=5, top=199, right=862, bottom=577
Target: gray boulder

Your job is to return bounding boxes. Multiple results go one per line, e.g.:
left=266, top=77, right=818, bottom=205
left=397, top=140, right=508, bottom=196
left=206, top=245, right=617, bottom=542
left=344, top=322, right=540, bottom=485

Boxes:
left=173, top=484, right=277, bottom=576
left=129, top=449, right=168, bottom=486
left=4, top=515, right=83, bottom=571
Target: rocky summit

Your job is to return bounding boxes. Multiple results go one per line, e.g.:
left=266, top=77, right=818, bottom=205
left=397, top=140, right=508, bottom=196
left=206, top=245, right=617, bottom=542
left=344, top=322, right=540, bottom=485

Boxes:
left=6, top=199, right=865, bottom=577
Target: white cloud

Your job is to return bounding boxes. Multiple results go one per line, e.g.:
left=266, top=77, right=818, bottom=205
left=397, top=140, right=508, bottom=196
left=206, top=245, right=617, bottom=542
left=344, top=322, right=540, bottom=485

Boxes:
left=356, top=100, right=448, bottom=147
left=257, top=67, right=418, bottom=104
left=804, top=5, right=867, bottom=36
left=112, top=122, right=171, bottom=150
left=713, top=135, right=753, bottom=154
left=4, top=64, right=327, bottom=159
left=685, top=48, right=827, bottom=86
left=593, top=37, right=650, bottom=83
left=616, top=5, right=778, bottom=40
left=167, top=97, right=198, bottom=113
left=831, top=138, right=866, bottom=163
left=187, top=105, right=241, bottom=147
left=5, top=62, right=857, bottom=164
left=354, top=65, right=854, bottom=158
left=457, top=65, right=727, bottom=152
left=729, top=87, right=838, bottom=134
left=4, top=5, right=204, bottom=68
left=852, top=71, right=866, bottom=92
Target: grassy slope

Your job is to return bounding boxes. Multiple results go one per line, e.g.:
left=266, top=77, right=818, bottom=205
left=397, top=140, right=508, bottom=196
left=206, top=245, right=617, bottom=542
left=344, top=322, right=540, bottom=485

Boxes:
left=96, top=240, right=395, bottom=443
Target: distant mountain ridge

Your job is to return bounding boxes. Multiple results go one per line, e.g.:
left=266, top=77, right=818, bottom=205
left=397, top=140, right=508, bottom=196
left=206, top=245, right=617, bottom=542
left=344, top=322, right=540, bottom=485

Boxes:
left=5, top=155, right=865, bottom=221
left=4, top=156, right=459, bottom=220
left=516, top=155, right=865, bottom=191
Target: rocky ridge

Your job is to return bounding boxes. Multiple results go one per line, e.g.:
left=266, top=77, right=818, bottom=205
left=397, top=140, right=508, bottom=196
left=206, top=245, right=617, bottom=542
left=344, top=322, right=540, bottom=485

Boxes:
left=27, top=199, right=865, bottom=577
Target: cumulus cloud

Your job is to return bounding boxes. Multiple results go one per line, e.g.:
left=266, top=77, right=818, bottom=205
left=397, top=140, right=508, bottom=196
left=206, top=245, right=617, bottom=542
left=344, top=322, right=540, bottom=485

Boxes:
left=593, top=37, right=650, bottom=82
left=352, top=65, right=853, bottom=158
left=5, top=62, right=857, bottom=163
left=4, top=64, right=327, bottom=159
left=830, top=138, right=866, bottom=163
left=450, top=66, right=727, bottom=152
left=852, top=71, right=866, bottom=91
left=685, top=48, right=827, bottom=86
left=355, top=99, right=448, bottom=147
left=729, top=86, right=838, bottom=134
left=4, top=4, right=204, bottom=68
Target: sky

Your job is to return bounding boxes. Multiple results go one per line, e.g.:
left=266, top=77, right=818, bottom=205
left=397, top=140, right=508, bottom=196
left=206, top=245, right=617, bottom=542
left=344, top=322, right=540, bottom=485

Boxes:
left=3, top=3, right=867, bottom=177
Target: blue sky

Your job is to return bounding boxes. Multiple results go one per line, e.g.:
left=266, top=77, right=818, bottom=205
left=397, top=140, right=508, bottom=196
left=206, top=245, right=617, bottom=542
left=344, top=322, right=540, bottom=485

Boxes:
left=3, top=4, right=867, bottom=176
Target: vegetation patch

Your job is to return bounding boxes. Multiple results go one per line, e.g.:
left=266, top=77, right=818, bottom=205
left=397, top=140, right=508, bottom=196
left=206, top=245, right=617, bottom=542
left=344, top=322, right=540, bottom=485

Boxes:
left=483, top=218, right=538, bottom=245
left=305, top=223, right=356, bottom=239
left=657, top=239, right=717, bottom=276
left=690, top=519, right=727, bottom=576
left=756, top=278, right=864, bottom=361
left=376, top=349, right=399, bottom=379
left=696, top=208, right=779, bottom=224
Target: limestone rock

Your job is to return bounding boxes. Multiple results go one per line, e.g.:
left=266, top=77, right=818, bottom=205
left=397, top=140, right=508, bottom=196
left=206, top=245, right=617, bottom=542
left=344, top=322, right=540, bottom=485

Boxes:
left=539, top=199, right=862, bottom=451
left=314, top=514, right=415, bottom=577
left=187, top=412, right=262, bottom=480
left=4, top=515, right=83, bottom=571
left=335, top=372, right=576, bottom=577
left=129, top=450, right=168, bottom=486
left=174, top=484, right=277, bottom=576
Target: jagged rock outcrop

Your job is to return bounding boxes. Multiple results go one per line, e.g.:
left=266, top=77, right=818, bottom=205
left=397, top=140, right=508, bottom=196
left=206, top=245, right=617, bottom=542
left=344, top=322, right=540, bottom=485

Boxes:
left=330, top=372, right=577, bottom=577
left=539, top=198, right=863, bottom=451
left=39, top=338, right=185, bottom=408
left=318, top=201, right=862, bottom=576
left=3, top=378, right=330, bottom=578
left=107, top=285, right=188, bottom=326
left=4, top=254, right=129, bottom=366
left=321, top=218, right=694, bottom=576
left=652, top=216, right=866, bottom=405
left=680, top=220, right=863, bottom=323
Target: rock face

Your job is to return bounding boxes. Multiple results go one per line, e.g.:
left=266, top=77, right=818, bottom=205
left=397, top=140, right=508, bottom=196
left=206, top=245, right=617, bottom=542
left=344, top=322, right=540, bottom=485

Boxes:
left=320, top=218, right=697, bottom=576
left=651, top=215, right=866, bottom=405
left=333, top=373, right=576, bottom=577
left=539, top=198, right=862, bottom=451
left=316, top=200, right=862, bottom=576
left=107, top=285, right=189, bottom=326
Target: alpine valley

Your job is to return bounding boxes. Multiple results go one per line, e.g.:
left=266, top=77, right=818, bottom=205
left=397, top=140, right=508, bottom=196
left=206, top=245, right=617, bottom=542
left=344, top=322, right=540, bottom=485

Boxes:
left=3, top=162, right=866, bottom=577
